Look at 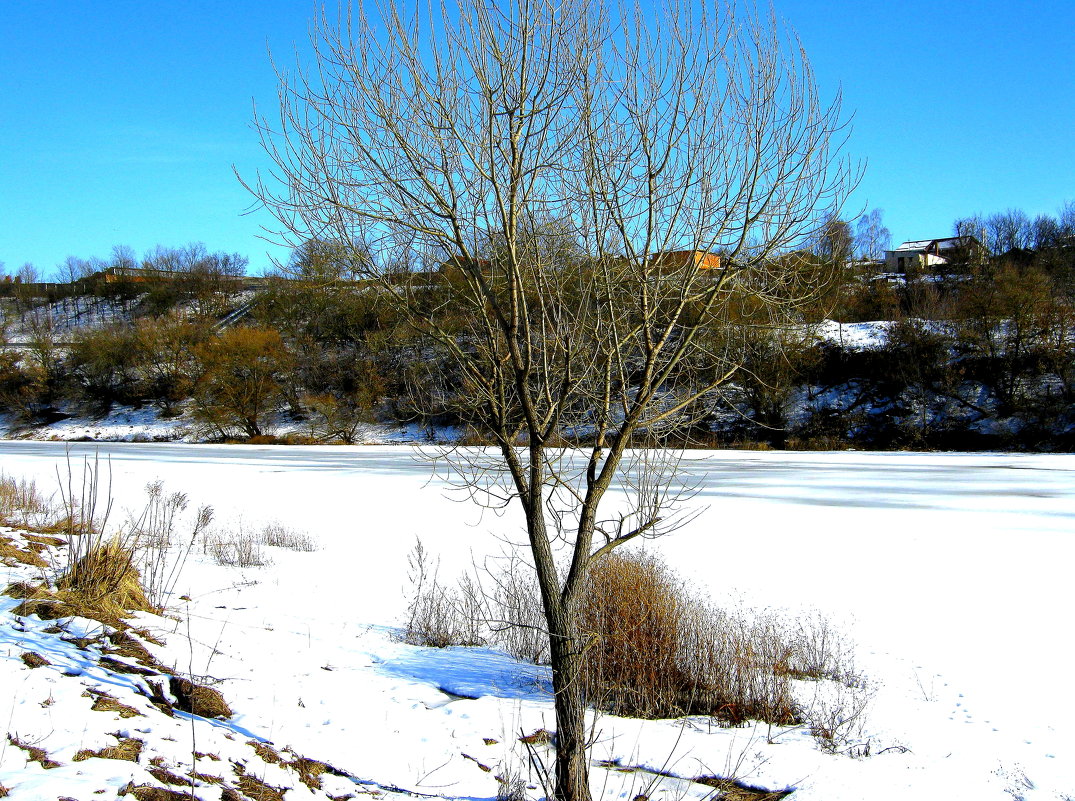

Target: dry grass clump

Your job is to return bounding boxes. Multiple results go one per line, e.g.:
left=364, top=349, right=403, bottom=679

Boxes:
left=146, top=764, right=189, bottom=787
left=11, top=595, right=68, bottom=620
left=104, top=628, right=166, bottom=672
left=693, top=775, right=792, bottom=801
left=120, top=784, right=196, bottom=801
left=2, top=580, right=44, bottom=599
left=260, top=522, right=318, bottom=552
left=74, top=734, right=144, bottom=762
left=0, top=532, right=48, bottom=568
left=248, top=740, right=282, bottom=764
left=84, top=688, right=143, bottom=719
left=7, top=734, right=62, bottom=769
left=0, top=472, right=51, bottom=526
left=57, top=536, right=153, bottom=620
left=284, top=754, right=331, bottom=791
left=204, top=527, right=271, bottom=568
left=231, top=762, right=287, bottom=801
left=20, top=650, right=50, bottom=669
left=169, top=676, right=233, bottom=719
left=7, top=537, right=152, bottom=626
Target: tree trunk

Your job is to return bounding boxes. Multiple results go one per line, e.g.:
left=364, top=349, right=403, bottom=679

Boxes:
left=549, top=617, right=590, bottom=801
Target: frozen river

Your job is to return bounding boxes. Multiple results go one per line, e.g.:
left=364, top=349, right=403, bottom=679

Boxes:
left=2, top=441, right=1074, bottom=797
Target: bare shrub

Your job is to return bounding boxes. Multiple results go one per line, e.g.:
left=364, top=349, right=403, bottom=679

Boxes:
left=260, top=522, right=318, bottom=552
left=402, top=538, right=485, bottom=648
left=805, top=681, right=876, bottom=755
left=204, top=527, right=271, bottom=568
left=129, top=481, right=214, bottom=611
left=484, top=554, right=549, bottom=664
left=785, top=611, right=861, bottom=685
left=686, top=606, right=801, bottom=725
left=0, top=473, right=51, bottom=527
left=496, top=762, right=529, bottom=801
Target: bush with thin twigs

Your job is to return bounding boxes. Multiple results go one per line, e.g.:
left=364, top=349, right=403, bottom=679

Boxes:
left=203, top=526, right=271, bottom=568
left=805, top=680, right=877, bottom=756
left=128, top=480, right=214, bottom=611
left=402, top=538, right=485, bottom=648
left=485, top=557, right=549, bottom=664
left=0, top=473, right=51, bottom=527
left=260, top=522, right=318, bottom=552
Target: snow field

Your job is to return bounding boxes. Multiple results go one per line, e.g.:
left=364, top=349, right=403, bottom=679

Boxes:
left=1, top=442, right=1073, bottom=800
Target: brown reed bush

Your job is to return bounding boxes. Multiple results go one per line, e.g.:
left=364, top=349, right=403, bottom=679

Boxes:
left=405, top=550, right=859, bottom=728
left=577, top=551, right=693, bottom=718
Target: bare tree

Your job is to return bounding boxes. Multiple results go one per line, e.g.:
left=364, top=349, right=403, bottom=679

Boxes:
left=854, top=208, right=891, bottom=261
left=243, top=1, right=855, bottom=799
left=16, top=262, right=39, bottom=285
left=985, top=208, right=1033, bottom=256
left=813, top=215, right=854, bottom=270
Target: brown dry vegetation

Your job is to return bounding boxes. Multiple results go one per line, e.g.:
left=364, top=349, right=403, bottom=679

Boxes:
left=0, top=474, right=51, bottom=526
left=169, top=677, right=233, bottom=719
left=231, top=761, right=288, bottom=801
left=121, top=783, right=200, bottom=801
left=0, top=532, right=48, bottom=568
left=406, top=548, right=857, bottom=728
left=58, top=536, right=153, bottom=616
left=19, top=650, right=50, bottom=669
left=74, top=734, right=144, bottom=762
left=577, top=551, right=803, bottom=724
left=84, top=688, right=144, bottom=719
left=7, top=734, right=62, bottom=770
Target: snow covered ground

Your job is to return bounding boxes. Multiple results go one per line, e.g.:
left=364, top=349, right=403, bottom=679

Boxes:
left=0, top=403, right=455, bottom=445
left=1, top=443, right=1073, bottom=800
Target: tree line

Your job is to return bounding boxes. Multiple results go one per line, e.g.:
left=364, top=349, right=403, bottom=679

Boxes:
left=2, top=200, right=1073, bottom=452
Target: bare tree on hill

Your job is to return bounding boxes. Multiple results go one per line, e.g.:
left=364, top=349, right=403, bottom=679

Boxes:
left=242, top=1, right=856, bottom=799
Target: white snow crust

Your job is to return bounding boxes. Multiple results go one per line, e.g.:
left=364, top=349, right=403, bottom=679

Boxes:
left=1, top=443, right=1073, bottom=800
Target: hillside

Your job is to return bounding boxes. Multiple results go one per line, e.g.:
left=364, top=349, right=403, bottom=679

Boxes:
left=2, top=268, right=1073, bottom=451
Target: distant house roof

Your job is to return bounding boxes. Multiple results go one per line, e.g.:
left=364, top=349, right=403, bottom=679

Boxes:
left=892, top=236, right=974, bottom=253
left=647, top=250, right=721, bottom=270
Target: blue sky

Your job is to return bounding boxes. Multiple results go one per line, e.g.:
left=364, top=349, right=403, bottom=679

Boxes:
left=2, top=1, right=1073, bottom=276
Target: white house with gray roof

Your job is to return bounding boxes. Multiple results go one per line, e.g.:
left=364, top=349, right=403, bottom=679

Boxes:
left=884, top=236, right=982, bottom=273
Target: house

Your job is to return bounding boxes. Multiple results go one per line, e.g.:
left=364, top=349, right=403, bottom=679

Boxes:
left=647, top=250, right=721, bottom=272
left=884, top=236, right=982, bottom=274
